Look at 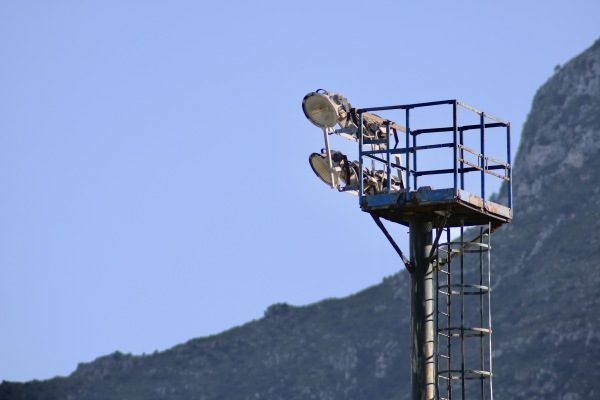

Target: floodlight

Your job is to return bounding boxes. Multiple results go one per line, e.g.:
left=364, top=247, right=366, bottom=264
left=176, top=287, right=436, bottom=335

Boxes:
left=302, top=90, right=351, bottom=128
left=308, top=150, right=358, bottom=188
left=309, top=152, right=337, bottom=186
left=302, top=89, right=405, bottom=146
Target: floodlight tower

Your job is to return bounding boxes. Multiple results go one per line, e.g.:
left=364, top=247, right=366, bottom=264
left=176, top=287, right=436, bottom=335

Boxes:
left=302, top=90, right=513, bottom=400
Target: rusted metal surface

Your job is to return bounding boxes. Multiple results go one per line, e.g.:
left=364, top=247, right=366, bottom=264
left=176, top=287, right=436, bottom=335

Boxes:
left=458, top=144, right=511, bottom=182
left=485, top=200, right=512, bottom=219
left=457, top=190, right=485, bottom=210
left=360, top=110, right=407, bottom=133
left=361, top=187, right=511, bottom=228
left=455, top=100, right=506, bottom=123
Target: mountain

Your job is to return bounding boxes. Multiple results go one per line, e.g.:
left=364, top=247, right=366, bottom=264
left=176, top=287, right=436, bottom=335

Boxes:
left=1, top=279, right=412, bottom=400
left=485, top=36, right=600, bottom=399
left=2, top=37, right=600, bottom=400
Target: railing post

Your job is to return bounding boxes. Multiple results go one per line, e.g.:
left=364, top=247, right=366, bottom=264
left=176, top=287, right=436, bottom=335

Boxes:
left=386, top=121, right=392, bottom=191
left=406, top=108, right=411, bottom=193
left=453, top=101, right=458, bottom=194
left=507, top=123, right=512, bottom=210
left=413, top=113, right=418, bottom=190
left=359, top=111, right=364, bottom=203
left=480, top=112, right=486, bottom=200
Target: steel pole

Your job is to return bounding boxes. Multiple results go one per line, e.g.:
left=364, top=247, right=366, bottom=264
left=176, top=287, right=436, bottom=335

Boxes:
left=409, top=218, right=435, bottom=400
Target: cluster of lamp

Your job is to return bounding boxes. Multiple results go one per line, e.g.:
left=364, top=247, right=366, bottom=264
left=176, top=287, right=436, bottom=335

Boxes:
left=302, top=89, right=403, bottom=195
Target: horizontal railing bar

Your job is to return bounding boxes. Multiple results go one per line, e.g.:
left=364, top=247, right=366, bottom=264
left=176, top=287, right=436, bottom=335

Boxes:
left=459, top=122, right=508, bottom=131
left=361, top=142, right=453, bottom=156
left=359, top=100, right=454, bottom=113
left=486, top=155, right=507, bottom=166
left=438, top=369, right=492, bottom=379
left=459, top=158, right=482, bottom=171
left=412, top=126, right=455, bottom=135
left=486, top=168, right=510, bottom=181
left=458, top=144, right=480, bottom=156
left=357, top=101, right=508, bottom=123
left=363, top=139, right=387, bottom=145
left=361, top=149, right=405, bottom=156
left=412, top=122, right=506, bottom=135
left=414, top=168, right=457, bottom=176
left=414, top=164, right=507, bottom=177
left=456, top=100, right=506, bottom=123
left=414, top=143, right=454, bottom=151
left=362, top=154, right=407, bottom=171
left=459, top=145, right=510, bottom=169
left=438, top=326, right=491, bottom=333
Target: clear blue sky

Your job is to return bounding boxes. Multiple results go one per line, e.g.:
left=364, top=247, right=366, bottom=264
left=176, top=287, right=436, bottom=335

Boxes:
left=1, top=0, right=598, bottom=382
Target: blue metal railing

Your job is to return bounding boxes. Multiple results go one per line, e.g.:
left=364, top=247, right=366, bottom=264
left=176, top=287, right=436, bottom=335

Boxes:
left=357, top=100, right=512, bottom=209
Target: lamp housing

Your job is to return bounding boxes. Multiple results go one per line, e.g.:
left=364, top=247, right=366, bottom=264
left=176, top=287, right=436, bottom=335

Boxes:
left=302, top=90, right=351, bottom=128
left=308, top=150, right=358, bottom=188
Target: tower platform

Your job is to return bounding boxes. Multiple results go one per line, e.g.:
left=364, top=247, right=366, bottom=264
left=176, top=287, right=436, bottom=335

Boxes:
left=361, top=187, right=511, bottom=228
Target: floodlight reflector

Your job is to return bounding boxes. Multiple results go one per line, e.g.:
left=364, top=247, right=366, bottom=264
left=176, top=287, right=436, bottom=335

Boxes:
left=302, top=92, right=339, bottom=128
left=309, top=150, right=360, bottom=190
left=309, top=152, right=337, bottom=186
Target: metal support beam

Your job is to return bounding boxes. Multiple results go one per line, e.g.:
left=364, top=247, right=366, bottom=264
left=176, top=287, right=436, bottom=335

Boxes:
left=371, top=214, right=413, bottom=273
left=427, top=212, right=451, bottom=264
left=409, top=218, right=435, bottom=400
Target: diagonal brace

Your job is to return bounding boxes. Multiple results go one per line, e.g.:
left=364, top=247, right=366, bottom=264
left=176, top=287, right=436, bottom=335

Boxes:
left=370, top=214, right=414, bottom=273
left=427, top=211, right=451, bottom=265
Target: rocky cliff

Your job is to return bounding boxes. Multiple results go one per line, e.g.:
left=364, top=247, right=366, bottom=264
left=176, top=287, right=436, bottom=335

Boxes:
left=486, top=36, right=600, bottom=399
left=2, top=37, right=600, bottom=400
